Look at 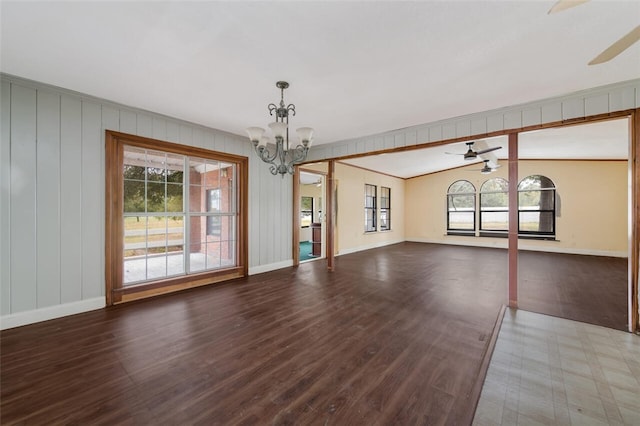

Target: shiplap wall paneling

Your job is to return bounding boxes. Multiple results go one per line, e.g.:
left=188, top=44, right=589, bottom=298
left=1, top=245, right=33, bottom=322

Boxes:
left=266, top=164, right=276, bottom=265
left=249, top=157, right=260, bottom=267
left=257, top=161, right=270, bottom=266
left=585, top=94, right=609, bottom=117
left=203, top=130, right=214, bottom=152
left=166, top=120, right=180, bottom=143
left=562, top=98, right=584, bottom=120
left=541, top=102, right=562, bottom=124
left=471, top=118, right=487, bottom=136
left=120, top=109, right=137, bottom=135
left=1, top=74, right=301, bottom=317
left=504, top=111, right=522, bottom=130
left=1, top=81, right=11, bottom=315
left=102, top=106, right=120, bottom=134
left=137, top=113, right=153, bottom=138
left=193, top=127, right=205, bottom=149
left=60, top=95, right=83, bottom=304
left=406, top=130, right=417, bottom=147
left=522, top=108, right=542, bottom=128
left=81, top=101, right=103, bottom=299
left=487, top=114, right=504, bottom=134
left=306, top=79, right=639, bottom=164
left=152, top=117, right=167, bottom=141
left=179, top=123, right=193, bottom=147
left=10, top=84, right=37, bottom=312
left=36, top=90, right=62, bottom=308
left=609, top=86, right=635, bottom=111
left=426, top=126, right=439, bottom=143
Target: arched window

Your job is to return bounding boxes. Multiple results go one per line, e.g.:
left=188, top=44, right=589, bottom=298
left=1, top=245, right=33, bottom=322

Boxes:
left=447, top=180, right=475, bottom=235
left=518, top=175, right=556, bottom=237
left=480, top=178, right=508, bottom=236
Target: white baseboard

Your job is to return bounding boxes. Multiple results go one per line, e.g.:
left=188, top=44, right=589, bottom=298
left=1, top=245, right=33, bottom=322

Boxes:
left=338, top=239, right=404, bottom=256
left=405, top=238, right=627, bottom=258
left=249, top=259, right=294, bottom=275
left=0, top=297, right=106, bottom=330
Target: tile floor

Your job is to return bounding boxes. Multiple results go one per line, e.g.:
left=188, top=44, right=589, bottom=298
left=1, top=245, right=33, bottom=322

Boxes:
left=473, top=309, right=640, bottom=425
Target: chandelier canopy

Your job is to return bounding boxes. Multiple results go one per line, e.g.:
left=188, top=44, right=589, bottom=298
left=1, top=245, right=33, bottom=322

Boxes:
left=246, top=81, right=314, bottom=176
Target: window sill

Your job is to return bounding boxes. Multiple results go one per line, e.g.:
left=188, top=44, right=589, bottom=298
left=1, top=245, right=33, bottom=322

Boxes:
left=446, top=231, right=557, bottom=241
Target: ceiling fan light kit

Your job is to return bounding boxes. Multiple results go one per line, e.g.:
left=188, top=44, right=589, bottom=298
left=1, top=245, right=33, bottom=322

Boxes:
left=246, top=81, right=314, bottom=177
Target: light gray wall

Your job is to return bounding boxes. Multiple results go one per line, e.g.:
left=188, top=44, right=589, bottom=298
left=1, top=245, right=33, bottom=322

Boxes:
left=305, top=79, right=640, bottom=162
left=0, top=74, right=292, bottom=321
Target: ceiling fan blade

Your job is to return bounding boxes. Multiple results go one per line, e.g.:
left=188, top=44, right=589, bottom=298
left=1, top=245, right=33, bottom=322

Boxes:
left=547, top=0, right=589, bottom=14
left=475, top=146, right=502, bottom=155
left=445, top=152, right=465, bottom=155
left=589, top=25, right=640, bottom=65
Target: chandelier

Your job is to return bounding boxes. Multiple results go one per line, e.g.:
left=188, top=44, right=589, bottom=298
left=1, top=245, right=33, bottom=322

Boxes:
left=246, top=81, right=314, bottom=176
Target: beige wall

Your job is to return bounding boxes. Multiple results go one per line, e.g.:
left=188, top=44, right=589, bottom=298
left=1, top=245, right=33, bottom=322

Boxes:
left=336, top=162, right=405, bottom=254
left=405, top=160, right=628, bottom=256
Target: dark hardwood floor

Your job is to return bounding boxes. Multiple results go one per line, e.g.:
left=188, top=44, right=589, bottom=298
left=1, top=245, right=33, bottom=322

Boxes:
left=518, top=249, right=628, bottom=331
left=0, top=243, right=628, bottom=425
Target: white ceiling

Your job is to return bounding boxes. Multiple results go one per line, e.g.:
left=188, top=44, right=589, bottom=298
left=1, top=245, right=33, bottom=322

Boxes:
left=342, top=118, right=630, bottom=178
left=1, top=1, right=639, bottom=149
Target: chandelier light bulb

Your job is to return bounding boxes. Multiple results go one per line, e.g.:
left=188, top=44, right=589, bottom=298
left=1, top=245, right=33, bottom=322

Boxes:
left=246, top=127, right=265, bottom=143
left=268, top=122, right=288, bottom=139
left=296, top=127, right=314, bottom=145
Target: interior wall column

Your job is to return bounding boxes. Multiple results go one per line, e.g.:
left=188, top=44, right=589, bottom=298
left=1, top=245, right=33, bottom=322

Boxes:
left=630, top=108, right=639, bottom=332
left=327, top=160, right=335, bottom=271
left=508, top=133, right=518, bottom=308
left=292, top=166, right=301, bottom=266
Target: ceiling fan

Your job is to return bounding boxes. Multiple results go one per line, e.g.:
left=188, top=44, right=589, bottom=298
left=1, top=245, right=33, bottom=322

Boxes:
left=548, top=0, right=640, bottom=65
left=468, top=160, right=501, bottom=175
left=445, top=141, right=502, bottom=161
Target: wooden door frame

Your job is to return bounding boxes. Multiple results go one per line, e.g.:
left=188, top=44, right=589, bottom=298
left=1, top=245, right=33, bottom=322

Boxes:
left=292, top=166, right=329, bottom=267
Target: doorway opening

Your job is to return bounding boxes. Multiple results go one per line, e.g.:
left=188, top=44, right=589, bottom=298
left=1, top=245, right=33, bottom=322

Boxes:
left=299, top=170, right=326, bottom=262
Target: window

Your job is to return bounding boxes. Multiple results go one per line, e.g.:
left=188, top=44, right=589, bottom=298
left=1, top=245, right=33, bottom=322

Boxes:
left=206, top=189, right=221, bottom=236
left=480, top=178, right=508, bottom=236
left=518, top=175, right=556, bottom=237
left=380, top=186, right=391, bottom=231
left=364, top=184, right=377, bottom=232
left=447, top=180, right=475, bottom=235
left=300, top=196, right=313, bottom=227
left=106, top=131, right=247, bottom=305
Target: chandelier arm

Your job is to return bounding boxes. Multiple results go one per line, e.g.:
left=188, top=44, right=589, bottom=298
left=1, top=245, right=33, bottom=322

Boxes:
left=287, top=104, right=296, bottom=116
left=286, top=145, right=309, bottom=171
left=268, top=103, right=278, bottom=116
left=255, top=144, right=278, bottom=165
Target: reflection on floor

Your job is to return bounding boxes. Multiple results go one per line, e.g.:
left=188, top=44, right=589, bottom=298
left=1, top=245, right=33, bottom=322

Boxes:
left=474, top=309, right=640, bottom=425
left=299, top=241, right=316, bottom=262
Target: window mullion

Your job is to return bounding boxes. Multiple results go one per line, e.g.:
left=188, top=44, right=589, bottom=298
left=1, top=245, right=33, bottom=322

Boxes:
left=184, top=156, right=191, bottom=275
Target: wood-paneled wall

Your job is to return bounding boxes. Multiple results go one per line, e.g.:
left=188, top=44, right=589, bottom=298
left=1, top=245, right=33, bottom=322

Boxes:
left=0, top=75, right=292, bottom=323
left=306, top=79, right=640, bottom=162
